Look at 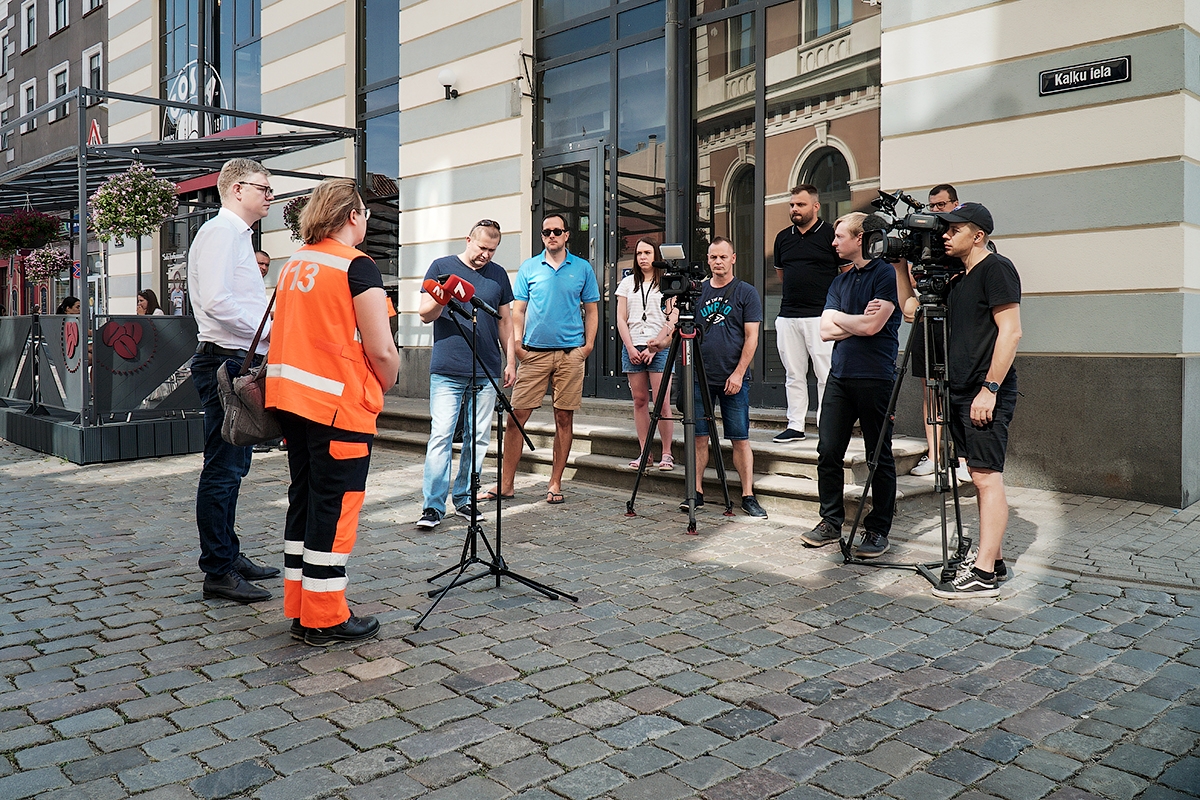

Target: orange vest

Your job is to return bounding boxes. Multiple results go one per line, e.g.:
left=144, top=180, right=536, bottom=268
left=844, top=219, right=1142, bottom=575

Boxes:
left=265, top=239, right=384, bottom=434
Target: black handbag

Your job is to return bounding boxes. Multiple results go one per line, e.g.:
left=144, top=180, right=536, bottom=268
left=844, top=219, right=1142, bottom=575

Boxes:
left=216, top=291, right=282, bottom=446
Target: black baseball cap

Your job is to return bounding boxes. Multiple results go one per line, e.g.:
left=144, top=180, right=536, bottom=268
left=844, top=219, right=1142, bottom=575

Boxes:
left=934, top=202, right=994, bottom=234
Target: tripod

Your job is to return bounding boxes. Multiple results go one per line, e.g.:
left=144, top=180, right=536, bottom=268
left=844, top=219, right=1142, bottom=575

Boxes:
left=625, top=308, right=733, bottom=535
left=839, top=289, right=969, bottom=587
left=415, top=300, right=577, bottom=630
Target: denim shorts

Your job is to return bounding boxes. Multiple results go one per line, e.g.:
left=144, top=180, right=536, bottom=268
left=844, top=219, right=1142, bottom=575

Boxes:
left=693, top=381, right=750, bottom=440
left=621, top=346, right=669, bottom=374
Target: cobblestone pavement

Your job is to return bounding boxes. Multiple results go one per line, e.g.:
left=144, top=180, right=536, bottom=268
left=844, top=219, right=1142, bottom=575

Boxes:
left=1, top=439, right=1197, bottom=800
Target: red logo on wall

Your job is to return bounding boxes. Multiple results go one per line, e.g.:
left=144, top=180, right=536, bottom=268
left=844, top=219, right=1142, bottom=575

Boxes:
left=100, top=321, right=143, bottom=361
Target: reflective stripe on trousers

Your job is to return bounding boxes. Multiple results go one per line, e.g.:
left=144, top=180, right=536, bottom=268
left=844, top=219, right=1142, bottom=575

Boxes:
left=277, top=410, right=373, bottom=629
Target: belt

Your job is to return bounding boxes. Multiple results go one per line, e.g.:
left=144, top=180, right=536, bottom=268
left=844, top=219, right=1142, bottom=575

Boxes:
left=196, top=342, right=250, bottom=359
left=524, top=345, right=576, bottom=353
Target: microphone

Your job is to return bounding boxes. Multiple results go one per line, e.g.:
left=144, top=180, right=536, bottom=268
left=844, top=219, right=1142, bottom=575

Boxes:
left=862, top=213, right=889, bottom=232
left=443, top=274, right=501, bottom=320
left=422, top=277, right=450, bottom=305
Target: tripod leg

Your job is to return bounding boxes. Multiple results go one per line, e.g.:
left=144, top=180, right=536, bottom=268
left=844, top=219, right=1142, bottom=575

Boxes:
left=692, top=351, right=734, bottom=514
left=627, top=333, right=682, bottom=516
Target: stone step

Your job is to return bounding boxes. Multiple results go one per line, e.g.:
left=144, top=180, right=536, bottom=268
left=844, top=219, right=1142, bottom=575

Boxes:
left=377, top=395, right=964, bottom=517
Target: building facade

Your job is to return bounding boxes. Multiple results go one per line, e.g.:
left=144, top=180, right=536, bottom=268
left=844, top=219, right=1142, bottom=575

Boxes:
left=0, top=0, right=106, bottom=313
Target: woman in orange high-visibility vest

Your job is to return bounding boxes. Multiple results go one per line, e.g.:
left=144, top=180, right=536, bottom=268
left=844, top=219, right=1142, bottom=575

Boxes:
left=265, top=178, right=399, bottom=646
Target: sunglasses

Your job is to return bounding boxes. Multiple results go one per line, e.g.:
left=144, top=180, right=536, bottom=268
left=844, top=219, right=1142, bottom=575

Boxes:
left=475, top=219, right=501, bottom=230
left=541, top=228, right=566, bottom=237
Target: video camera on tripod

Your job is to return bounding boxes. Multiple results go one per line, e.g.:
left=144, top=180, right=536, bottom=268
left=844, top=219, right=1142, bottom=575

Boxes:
left=861, top=189, right=965, bottom=298
left=655, top=244, right=707, bottom=312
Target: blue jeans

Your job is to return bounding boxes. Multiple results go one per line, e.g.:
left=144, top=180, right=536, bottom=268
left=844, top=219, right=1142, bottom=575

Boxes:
left=191, top=352, right=257, bottom=576
left=422, top=373, right=498, bottom=514
left=693, top=381, right=750, bottom=440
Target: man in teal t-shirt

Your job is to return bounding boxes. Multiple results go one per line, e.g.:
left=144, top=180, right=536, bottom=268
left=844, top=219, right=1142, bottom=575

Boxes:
left=494, top=213, right=600, bottom=505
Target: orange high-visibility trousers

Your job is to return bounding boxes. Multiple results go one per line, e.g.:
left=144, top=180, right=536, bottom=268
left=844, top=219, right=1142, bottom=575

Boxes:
left=278, top=411, right=373, bottom=629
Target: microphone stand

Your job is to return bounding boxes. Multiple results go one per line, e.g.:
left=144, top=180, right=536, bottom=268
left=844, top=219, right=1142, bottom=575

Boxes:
left=415, top=298, right=577, bottom=630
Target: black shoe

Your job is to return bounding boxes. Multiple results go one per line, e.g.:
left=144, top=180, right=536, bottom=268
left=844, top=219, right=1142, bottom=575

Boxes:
left=678, top=493, right=705, bottom=512
left=740, top=495, right=768, bottom=518
left=959, top=550, right=1011, bottom=583
left=854, top=531, right=890, bottom=558
left=456, top=504, right=487, bottom=519
left=416, top=508, right=443, bottom=530
left=203, top=572, right=272, bottom=604
left=801, top=520, right=842, bottom=547
left=932, top=568, right=999, bottom=599
left=289, top=619, right=310, bottom=641
left=253, top=443, right=273, bottom=453
left=304, top=615, right=380, bottom=647
left=773, top=428, right=806, bottom=443
left=234, top=553, right=280, bottom=580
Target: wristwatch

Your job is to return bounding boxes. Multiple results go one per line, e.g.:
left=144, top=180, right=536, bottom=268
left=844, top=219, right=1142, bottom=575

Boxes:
left=983, top=381, right=1000, bottom=393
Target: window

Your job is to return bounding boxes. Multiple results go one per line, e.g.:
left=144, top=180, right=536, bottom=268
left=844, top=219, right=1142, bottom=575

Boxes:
left=20, top=79, right=36, bottom=132
left=728, top=12, right=754, bottom=72
left=805, top=0, right=852, bottom=41
left=49, top=64, right=68, bottom=120
left=88, top=0, right=101, bottom=12
left=1, top=107, right=10, bottom=150
left=84, top=46, right=102, bottom=104
left=1, top=35, right=9, bottom=75
left=22, top=2, right=36, bottom=50
left=800, top=146, right=851, bottom=222
left=51, top=0, right=68, bottom=33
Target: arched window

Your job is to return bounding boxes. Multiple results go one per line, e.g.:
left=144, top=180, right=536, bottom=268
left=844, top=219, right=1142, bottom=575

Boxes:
left=800, top=146, right=851, bottom=223
left=729, top=166, right=755, bottom=278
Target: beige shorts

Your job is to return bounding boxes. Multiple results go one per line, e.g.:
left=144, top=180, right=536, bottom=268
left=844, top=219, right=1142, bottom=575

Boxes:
left=511, top=348, right=586, bottom=411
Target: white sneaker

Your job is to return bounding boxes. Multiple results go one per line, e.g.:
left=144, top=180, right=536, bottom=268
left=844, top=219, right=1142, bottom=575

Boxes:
left=910, top=456, right=934, bottom=476
left=956, top=462, right=972, bottom=484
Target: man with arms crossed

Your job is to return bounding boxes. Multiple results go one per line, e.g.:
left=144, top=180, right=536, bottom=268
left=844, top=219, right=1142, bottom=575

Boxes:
left=931, top=203, right=1021, bottom=598
left=188, top=159, right=280, bottom=603
left=416, top=220, right=516, bottom=529
left=684, top=237, right=768, bottom=519
left=496, top=214, right=599, bottom=505
left=772, top=184, right=841, bottom=443
left=803, top=212, right=901, bottom=557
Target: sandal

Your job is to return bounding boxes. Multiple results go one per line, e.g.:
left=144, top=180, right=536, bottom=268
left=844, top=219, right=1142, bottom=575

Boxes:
left=628, top=459, right=641, bottom=469
left=484, top=489, right=515, bottom=501
left=546, top=491, right=565, bottom=505
left=658, top=453, right=675, bottom=471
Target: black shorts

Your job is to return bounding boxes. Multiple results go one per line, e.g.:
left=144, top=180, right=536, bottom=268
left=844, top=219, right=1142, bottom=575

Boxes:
left=948, top=379, right=1017, bottom=472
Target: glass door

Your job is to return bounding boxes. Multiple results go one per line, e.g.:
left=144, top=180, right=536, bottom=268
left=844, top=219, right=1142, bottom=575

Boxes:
left=534, top=141, right=607, bottom=398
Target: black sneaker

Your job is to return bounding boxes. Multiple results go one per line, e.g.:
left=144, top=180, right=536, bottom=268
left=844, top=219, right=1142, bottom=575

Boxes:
left=959, top=550, right=1011, bottom=582
left=740, top=495, right=768, bottom=518
left=456, top=504, right=487, bottom=520
left=932, top=568, right=999, bottom=599
left=289, top=619, right=309, bottom=641
left=304, top=615, right=380, bottom=647
left=773, top=428, right=806, bottom=443
left=678, top=493, right=705, bottom=512
left=801, top=520, right=842, bottom=547
left=416, top=508, right=443, bottom=530
left=854, top=531, right=889, bottom=558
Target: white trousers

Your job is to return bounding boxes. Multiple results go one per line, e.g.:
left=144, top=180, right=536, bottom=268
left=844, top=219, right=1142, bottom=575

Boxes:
left=775, top=315, right=833, bottom=430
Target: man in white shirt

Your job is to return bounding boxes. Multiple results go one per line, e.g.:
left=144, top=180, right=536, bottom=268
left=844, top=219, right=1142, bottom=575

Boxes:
left=188, top=158, right=280, bottom=604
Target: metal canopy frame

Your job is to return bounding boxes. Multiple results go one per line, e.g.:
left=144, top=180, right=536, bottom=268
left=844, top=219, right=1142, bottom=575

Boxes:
left=0, top=87, right=362, bottom=428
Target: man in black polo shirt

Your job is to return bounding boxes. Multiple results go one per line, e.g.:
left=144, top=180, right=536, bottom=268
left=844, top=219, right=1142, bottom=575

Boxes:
left=802, top=212, right=901, bottom=557
left=772, top=184, right=841, bottom=443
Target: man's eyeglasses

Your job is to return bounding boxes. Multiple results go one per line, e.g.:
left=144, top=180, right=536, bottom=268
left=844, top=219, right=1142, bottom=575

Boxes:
left=238, top=181, right=275, bottom=198
left=928, top=200, right=957, bottom=211
left=475, top=219, right=501, bottom=231
left=358, top=207, right=371, bottom=221
left=541, top=227, right=566, bottom=237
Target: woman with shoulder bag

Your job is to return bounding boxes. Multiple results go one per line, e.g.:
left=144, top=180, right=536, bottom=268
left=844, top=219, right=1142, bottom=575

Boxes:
left=265, top=179, right=399, bottom=646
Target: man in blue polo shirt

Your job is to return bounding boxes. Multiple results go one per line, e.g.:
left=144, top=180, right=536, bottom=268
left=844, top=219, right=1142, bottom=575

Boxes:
left=495, top=213, right=600, bottom=505
left=803, top=211, right=901, bottom=557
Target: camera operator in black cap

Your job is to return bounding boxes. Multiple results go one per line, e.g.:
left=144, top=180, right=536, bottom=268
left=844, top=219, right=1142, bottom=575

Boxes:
left=931, top=202, right=1022, bottom=599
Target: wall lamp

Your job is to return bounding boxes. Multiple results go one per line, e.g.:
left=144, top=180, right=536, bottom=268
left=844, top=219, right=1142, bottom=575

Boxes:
left=438, top=68, right=459, bottom=100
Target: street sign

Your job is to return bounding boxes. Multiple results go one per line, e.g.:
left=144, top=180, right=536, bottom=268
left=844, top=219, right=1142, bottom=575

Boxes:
left=1040, top=56, right=1130, bottom=96
left=87, top=119, right=103, bottom=146
left=72, top=261, right=81, bottom=279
